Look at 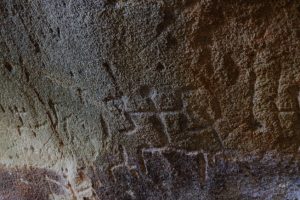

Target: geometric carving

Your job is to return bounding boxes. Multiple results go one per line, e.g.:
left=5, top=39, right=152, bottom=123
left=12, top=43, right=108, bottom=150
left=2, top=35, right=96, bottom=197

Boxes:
left=103, top=85, right=223, bottom=153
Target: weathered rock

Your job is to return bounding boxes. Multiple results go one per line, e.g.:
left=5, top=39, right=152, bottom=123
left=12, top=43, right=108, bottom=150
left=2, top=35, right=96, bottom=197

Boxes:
left=0, top=0, right=299, bottom=199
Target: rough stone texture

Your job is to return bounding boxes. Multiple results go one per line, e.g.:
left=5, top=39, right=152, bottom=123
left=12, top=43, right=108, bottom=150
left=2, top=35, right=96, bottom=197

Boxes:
left=0, top=0, right=300, bottom=199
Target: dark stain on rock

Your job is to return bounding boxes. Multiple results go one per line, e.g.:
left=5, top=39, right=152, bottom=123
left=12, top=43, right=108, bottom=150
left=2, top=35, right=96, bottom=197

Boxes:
left=57, top=27, right=61, bottom=38
left=0, top=104, right=5, bottom=113
left=166, top=33, right=177, bottom=49
left=223, top=54, right=240, bottom=86
left=156, top=7, right=175, bottom=37
left=0, top=166, right=66, bottom=200
left=28, top=34, right=41, bottom=54
left=139, top=85, right=153, bottom=98
left=3, top=61, right=13, bottom=73
left=156, top=62, right=165, bottom=71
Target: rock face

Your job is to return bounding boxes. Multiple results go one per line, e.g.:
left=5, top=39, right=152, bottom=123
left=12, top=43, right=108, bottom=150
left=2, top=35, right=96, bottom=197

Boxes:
left=1, top=0, right=300, bottom=199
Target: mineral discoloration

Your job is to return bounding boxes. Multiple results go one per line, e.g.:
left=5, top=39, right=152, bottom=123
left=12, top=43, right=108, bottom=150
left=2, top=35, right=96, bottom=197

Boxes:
left=1, top=0, right=300, bottom=199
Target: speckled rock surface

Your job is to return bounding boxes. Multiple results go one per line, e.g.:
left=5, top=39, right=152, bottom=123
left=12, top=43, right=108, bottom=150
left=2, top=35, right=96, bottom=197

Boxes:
left=1, top=0, right=300, bottom=199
